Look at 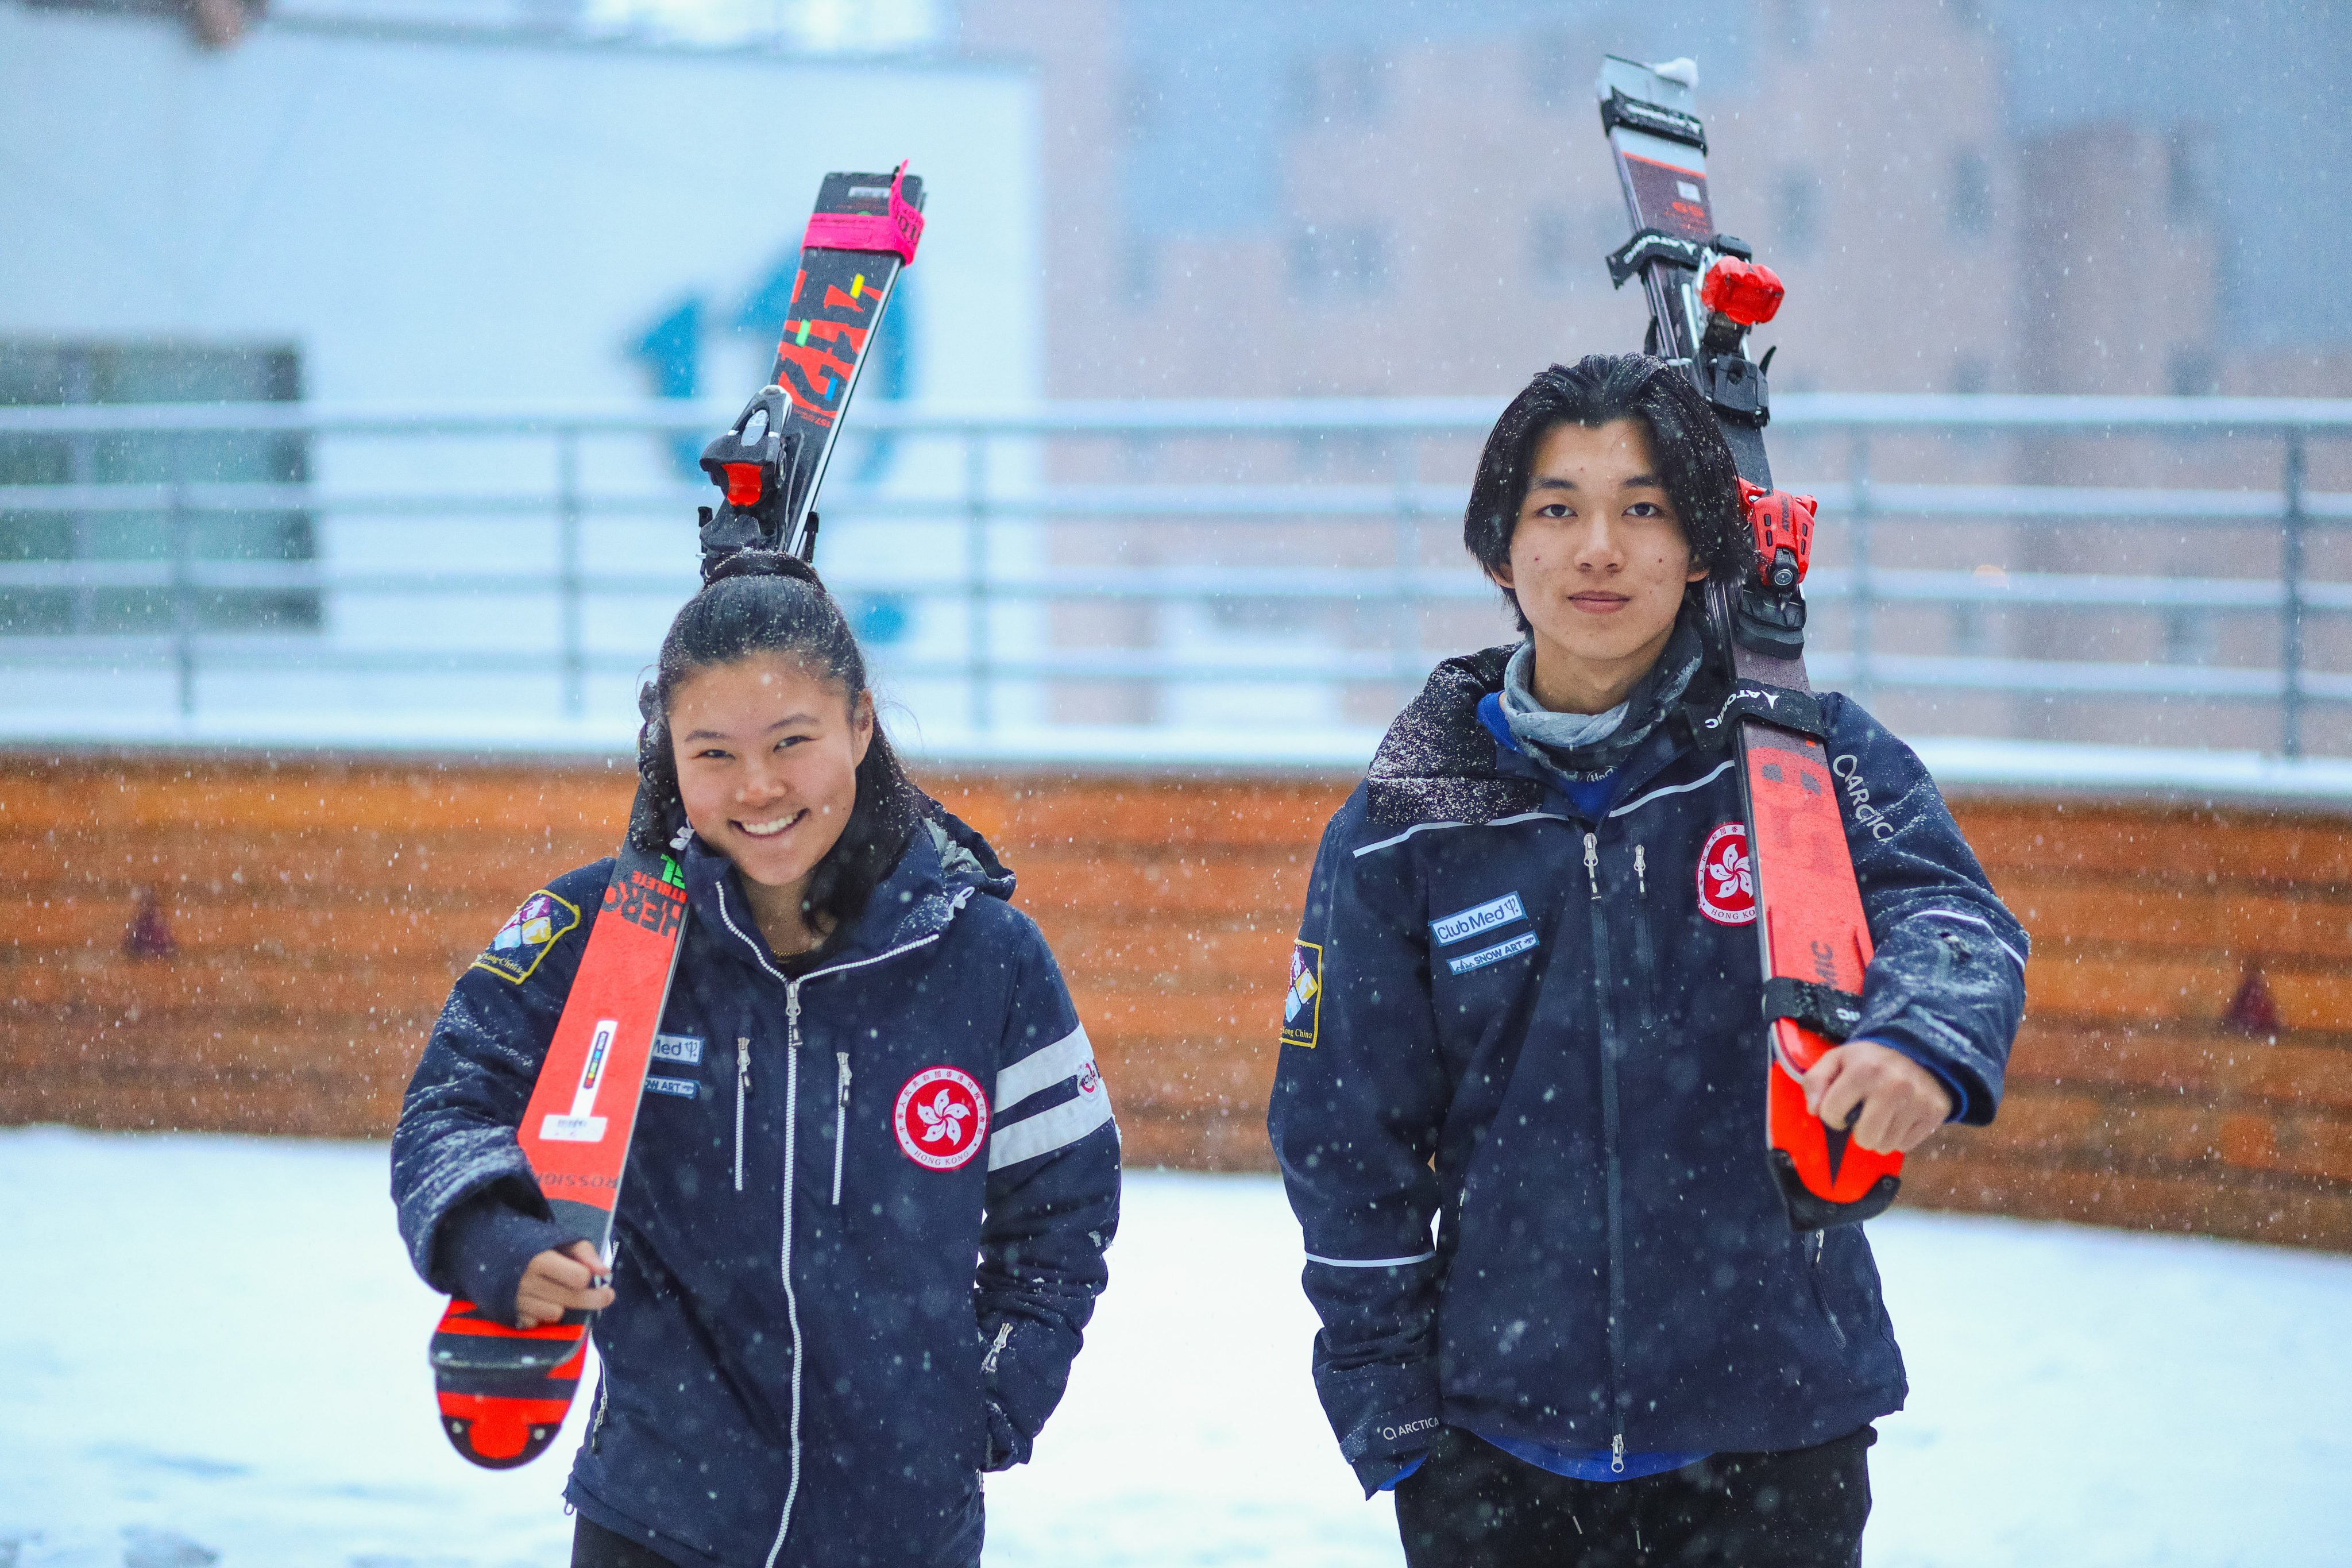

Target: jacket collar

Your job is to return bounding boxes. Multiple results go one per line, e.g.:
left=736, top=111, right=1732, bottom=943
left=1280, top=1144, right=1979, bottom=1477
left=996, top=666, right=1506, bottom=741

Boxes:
left=683, top=804, right=1014, bottom=979
left=1366, top=639, right=1728, bottom=835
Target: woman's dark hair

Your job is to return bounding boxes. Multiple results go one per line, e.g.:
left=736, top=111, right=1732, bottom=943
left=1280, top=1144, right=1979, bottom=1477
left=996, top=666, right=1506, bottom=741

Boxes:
left=636, top=549, right=925, bottom=930
left=1462, top=354, right=1754, bottom=632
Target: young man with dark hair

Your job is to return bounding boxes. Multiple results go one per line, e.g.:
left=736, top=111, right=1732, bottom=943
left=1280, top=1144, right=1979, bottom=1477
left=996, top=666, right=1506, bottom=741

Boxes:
left=1270, top=355, right=2026, bottom=1566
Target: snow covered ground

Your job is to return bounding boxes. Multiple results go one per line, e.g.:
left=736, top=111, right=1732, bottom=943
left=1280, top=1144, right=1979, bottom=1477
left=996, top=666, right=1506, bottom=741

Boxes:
left=3, top=1128, right=2347, bottom=1567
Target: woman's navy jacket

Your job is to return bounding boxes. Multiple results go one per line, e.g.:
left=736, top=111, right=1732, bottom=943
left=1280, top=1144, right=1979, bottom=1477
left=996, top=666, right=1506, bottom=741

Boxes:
left=393, top=813, right=1119, bottom=1568
left=1269, top=646, right=2027, bottom=1485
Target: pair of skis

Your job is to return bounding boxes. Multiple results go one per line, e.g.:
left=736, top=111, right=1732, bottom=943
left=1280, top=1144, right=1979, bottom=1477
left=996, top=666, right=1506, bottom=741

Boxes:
left=428, top=165, right=925, bottom=1467
left=1596, top=57, right=1903, bottom=1230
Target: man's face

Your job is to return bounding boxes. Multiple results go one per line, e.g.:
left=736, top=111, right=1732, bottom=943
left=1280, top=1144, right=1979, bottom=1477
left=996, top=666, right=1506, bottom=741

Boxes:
left=1490, top=418, right=1708, bottom=692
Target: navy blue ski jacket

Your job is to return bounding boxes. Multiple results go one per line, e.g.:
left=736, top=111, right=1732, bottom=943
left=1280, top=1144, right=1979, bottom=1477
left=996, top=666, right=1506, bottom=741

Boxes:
left=1269, top=645, right=2026, bottom=1489
left=393, top=812, right=1119, bottom=1568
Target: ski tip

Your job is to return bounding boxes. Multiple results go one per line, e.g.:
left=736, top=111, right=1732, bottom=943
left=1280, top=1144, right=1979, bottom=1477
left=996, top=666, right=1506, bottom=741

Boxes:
left=1652, top=57, right=1698, bottom=88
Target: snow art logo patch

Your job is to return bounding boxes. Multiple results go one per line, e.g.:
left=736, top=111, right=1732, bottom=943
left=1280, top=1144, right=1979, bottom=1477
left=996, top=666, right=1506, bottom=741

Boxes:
left=1281, top=940, right=1323, bottom=1049
left=894, top=1066, right=990, bottom=1171
left=1697, top=822, right=1757, bottom=925
left=471, top=889, right=582, bottom=984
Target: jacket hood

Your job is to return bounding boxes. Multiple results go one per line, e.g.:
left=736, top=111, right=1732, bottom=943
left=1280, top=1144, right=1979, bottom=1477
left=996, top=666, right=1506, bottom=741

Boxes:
left=1364, top=644, right=1534, bottom=836
left=682, top=797, right=1016, bottom=968
left=1365, top=623, right=1734, bottom=837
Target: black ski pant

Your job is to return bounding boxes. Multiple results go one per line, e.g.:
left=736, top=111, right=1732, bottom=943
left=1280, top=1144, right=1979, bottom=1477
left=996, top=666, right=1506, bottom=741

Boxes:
left=572, top=1517, right=675, bottom=1568
left=1393, top=1424, right=1874, bottom=1568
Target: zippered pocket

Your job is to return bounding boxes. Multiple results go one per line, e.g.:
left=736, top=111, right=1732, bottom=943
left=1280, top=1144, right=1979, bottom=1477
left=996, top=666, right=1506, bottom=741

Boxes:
left=831, top=1051, right=852, bottom=1207
left=1806, top=1230, right=1849, bottom=1348
left=734, top=1037, right=752, bottom=1194
left=1629, top=843, right=1659, bottom=1034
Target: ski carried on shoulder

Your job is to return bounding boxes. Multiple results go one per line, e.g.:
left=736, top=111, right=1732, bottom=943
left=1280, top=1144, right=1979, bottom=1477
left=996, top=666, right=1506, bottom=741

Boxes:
left=429, top=163, right=926, bottom=1469
left=1594, top=57, right=1898, bottom=1230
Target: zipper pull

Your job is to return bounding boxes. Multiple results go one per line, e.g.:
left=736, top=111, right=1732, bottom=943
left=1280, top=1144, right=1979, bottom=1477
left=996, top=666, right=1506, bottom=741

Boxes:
left=786, top=983, right=802, bottom=1043
left=1634, top=844, right=1647, bottom=897
left=836, top=1051, right=851, bottom=1106
left=1611, top=1431, right=1626, bottom=1474
left=1584, top=832, right=1601, bottom=900
left=736, top=1037, right=752, bottom=1098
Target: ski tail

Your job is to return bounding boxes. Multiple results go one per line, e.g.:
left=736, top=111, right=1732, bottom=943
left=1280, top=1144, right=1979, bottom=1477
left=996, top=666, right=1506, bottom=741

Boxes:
left=1596, top=56, right=1899, bottom=1230
left=698, top=163, right=926, bottom=573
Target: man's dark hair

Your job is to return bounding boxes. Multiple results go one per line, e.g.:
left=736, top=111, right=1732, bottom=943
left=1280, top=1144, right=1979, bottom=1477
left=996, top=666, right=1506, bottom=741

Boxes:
left=638, top=549, right=925, bottom=931
left=1462, top=354, right=1755, bottom=631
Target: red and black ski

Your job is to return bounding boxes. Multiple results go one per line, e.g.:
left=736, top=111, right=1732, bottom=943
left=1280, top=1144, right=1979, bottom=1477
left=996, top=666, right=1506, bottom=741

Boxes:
left=1596, top=57, right=1901, bottom=1230
left=429, top=164, right=926, bottom=1468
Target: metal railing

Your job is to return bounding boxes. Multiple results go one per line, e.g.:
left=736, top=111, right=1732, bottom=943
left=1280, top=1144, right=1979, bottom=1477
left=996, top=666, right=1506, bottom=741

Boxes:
left=2, top=395, right=2349, bottom=757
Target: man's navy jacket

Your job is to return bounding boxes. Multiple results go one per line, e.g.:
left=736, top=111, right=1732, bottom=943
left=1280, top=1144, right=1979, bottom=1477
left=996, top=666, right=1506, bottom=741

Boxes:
left=394, top=813, right=1119, bottom=1568
left=1269, top=644, right=2027, bottom=1486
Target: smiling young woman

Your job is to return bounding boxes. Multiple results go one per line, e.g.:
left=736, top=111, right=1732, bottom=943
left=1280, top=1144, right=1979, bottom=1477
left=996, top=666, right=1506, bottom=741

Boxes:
left=1271, top=355, right=2027, bottom=1567
left=392, top=550, right=1119, bottom=1568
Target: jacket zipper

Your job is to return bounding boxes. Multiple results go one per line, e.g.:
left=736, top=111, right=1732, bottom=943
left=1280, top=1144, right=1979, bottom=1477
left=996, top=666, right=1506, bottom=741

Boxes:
left=764, top=983, right=808, bottom=1568
left=734, top=1037, right=752, bottom=1194
left=1584, top=830, right=1631, bottom=1472
left=710, top=878, right=949, bottom=1567
left=831, top=1051, right=852, bottom=1207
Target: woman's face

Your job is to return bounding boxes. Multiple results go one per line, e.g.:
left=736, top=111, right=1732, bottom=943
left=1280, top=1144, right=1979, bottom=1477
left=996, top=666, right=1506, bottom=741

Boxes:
left=669, top=652, right=873, bottom=895
left=1491, top=417, right=1708, bottom=679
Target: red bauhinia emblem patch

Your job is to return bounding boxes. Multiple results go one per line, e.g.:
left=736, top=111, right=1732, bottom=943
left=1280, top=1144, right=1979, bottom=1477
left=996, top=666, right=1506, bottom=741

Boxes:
left=894, top=1066, right=990, bottom=1171
left=1697, top=821, right=1758, bottom=925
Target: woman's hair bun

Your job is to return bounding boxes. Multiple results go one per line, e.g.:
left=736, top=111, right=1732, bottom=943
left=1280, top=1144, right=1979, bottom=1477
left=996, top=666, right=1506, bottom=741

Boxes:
left=703, top=547, right=821, bottom=589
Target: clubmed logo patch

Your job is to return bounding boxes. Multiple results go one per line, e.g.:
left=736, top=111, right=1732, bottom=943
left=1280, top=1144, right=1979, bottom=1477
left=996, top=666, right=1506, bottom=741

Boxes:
left=471, top=890, right=581, bottom=984
left=1281, top=940, right=1323, bottom=1048
left=1697, top=821, right=1757, bottom=925
left=894, top=1067, right=990, bottom=1171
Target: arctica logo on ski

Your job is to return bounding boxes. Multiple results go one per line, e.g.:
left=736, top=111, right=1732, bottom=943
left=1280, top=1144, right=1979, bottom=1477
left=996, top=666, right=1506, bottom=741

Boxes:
left=1832, top=752, right=1898, bottom=841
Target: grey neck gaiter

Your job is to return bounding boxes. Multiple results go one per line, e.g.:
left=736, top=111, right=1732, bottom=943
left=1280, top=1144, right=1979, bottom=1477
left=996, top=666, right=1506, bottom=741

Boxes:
left=1499, top=609, right=1707, bottom=783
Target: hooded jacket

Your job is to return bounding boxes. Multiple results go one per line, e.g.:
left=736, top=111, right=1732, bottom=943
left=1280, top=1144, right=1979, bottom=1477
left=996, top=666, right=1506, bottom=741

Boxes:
left=393, top=811, right=1118, bottom=1568
left=1269, top=645, right=2026, bottom=1488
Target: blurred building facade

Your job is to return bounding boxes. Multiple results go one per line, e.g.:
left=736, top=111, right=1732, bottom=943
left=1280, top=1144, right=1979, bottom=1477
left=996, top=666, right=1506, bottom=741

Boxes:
left=960, top=0, right=2352, bottom=403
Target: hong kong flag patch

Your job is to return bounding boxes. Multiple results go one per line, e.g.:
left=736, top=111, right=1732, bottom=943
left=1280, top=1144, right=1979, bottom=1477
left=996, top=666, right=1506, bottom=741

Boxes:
left=1697, top=821, right=1758, bottom=925
left=894, top=1066, right=990, bottom=1171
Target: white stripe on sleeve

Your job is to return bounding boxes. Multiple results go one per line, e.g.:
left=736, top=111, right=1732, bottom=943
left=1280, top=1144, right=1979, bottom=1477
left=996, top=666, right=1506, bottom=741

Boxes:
left=994, top=1024, right=1096, bottom=1115
left=1304, top=1250, right=1439, bottom=1268
left=987, top=1084, right=1115, bottom=1171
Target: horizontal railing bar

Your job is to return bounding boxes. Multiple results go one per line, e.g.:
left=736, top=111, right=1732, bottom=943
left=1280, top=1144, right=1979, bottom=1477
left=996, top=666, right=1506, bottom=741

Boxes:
left=8, top=637, right=2350, bottom=702
left=8, top=477, right=2350, bottom=525
left=8, top=560, right=2350, bottom=614
left=5, top=393, right=2352, bottom=438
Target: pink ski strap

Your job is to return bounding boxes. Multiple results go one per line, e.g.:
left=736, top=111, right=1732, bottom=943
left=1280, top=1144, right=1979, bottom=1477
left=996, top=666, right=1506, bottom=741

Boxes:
left=801, top=161, right=924, bottom=266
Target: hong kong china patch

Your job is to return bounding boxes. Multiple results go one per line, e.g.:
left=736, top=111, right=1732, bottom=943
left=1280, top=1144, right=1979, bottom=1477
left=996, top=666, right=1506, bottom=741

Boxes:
left=1696, top=821, right=1758, bottom=926
left=470, top=889, right=581, bottom=984
left=894, top=1066, right=990, bottom=1171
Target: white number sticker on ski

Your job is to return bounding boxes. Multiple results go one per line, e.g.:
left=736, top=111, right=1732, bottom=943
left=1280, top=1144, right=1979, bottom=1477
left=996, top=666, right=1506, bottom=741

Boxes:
left=540, top=1018, right=619, bottom=1142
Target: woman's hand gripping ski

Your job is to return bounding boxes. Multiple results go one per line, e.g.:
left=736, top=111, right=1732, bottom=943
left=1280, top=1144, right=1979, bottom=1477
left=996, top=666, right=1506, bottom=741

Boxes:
left=514, top=1240, right=616, bottom=1329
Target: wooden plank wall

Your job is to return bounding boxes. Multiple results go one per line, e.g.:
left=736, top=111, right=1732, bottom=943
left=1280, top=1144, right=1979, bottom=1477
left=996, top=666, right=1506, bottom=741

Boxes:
left=5, top=752, right=2349, bottom=1249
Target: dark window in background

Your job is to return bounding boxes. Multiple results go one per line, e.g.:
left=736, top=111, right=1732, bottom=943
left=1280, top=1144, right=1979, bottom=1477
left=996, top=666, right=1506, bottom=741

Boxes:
left=2166, top=128, right=2213, bottom=224
left=1949, top=149, right=1994, bottom=236
left=2169, top=346, right=2220, bottom=396
left=0, top=342, right=318, bottom=636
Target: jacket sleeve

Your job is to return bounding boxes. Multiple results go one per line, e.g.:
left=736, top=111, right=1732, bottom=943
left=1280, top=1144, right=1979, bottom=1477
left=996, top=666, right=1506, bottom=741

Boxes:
left=1268, top=796, right=1452, bottom=1493
left=1824, top=697, right=2029, bottom=1124
left=973, top=916, right=1120, bottom=1471
left=389, top=861, right=612, bottom=1291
